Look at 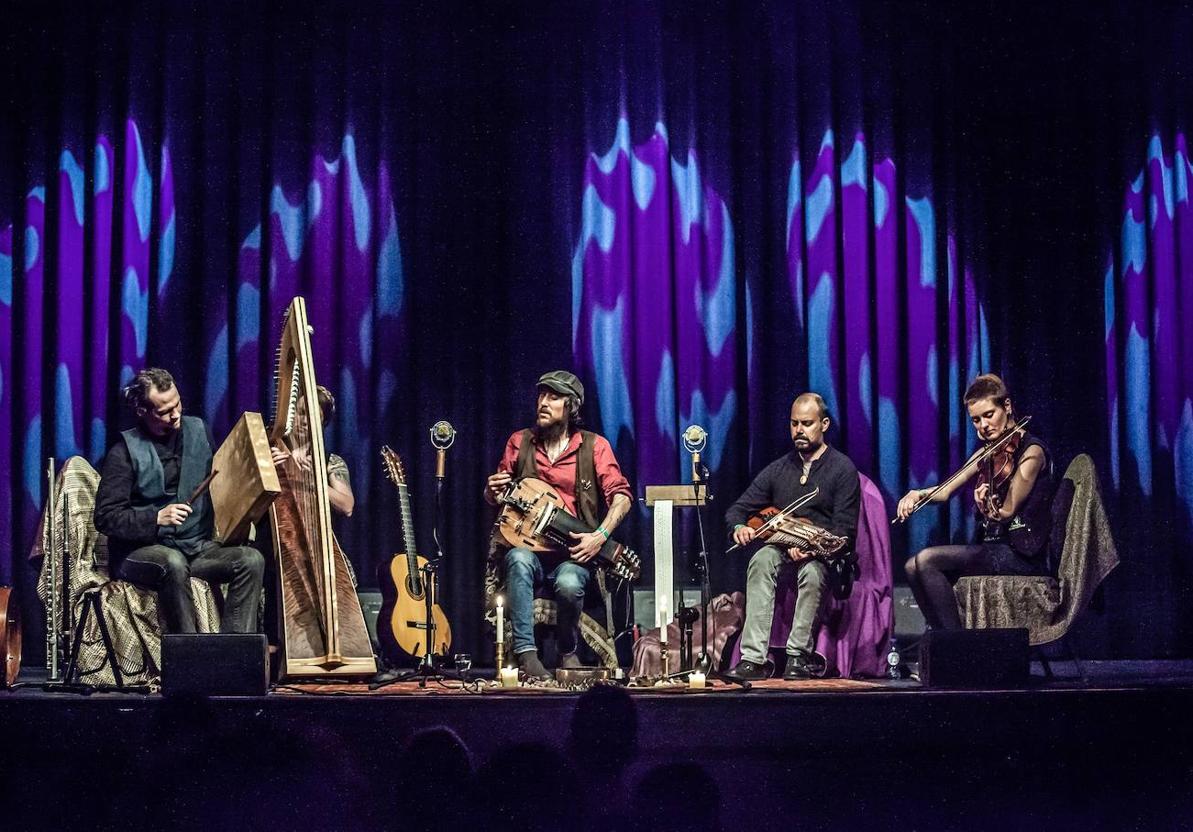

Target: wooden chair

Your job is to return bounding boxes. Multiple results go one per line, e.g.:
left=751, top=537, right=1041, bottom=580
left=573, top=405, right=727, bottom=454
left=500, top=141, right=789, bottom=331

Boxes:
left=483, top=550, right=621, bottom=669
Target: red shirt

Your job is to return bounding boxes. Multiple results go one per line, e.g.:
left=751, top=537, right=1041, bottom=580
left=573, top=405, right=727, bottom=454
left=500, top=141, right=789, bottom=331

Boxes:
left=497, top=430, right=633, bottom=517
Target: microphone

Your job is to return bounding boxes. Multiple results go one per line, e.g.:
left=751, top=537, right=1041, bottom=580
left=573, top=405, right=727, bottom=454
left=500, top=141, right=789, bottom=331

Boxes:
left=681, top=424, right=708, bottom=484
left=430, top=421, right=456, bottom=480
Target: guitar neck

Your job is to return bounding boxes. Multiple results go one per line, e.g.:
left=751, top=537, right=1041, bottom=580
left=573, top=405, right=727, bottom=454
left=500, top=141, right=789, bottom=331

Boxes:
left=397, top=483, right=418, bottom=562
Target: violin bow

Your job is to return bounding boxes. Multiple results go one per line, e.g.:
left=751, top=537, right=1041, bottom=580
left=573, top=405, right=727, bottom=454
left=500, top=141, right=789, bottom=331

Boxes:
left=891, top=415, right=1032, bottom=525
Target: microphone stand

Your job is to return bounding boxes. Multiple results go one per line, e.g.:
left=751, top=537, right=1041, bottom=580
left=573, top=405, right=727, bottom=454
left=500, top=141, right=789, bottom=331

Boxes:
left=691, top=469, right=713, bottom=674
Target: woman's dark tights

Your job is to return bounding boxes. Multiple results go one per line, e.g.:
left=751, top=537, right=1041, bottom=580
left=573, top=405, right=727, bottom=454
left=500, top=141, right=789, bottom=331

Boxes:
left=903, top=545, right=1008, bottom=630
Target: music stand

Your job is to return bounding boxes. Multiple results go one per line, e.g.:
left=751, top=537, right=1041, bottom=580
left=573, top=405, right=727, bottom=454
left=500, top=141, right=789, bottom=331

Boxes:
left=644, top=483, right=750, bottom=690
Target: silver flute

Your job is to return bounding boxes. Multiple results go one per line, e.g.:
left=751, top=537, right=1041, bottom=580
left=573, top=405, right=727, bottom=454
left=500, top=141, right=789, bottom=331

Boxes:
left=45, top=458, right=60, bottom=682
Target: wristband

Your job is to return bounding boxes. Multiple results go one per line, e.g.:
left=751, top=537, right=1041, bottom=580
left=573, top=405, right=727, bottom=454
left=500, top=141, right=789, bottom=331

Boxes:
left=596, top=526, right=610, bottom=540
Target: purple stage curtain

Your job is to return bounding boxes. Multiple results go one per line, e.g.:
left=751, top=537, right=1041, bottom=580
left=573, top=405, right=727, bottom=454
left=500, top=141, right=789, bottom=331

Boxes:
left=1107, top=132, right=1193, bottom=533
left=1102, top=132, right=1193, bottom=653
left=3, top=1, right=1193, bottom=661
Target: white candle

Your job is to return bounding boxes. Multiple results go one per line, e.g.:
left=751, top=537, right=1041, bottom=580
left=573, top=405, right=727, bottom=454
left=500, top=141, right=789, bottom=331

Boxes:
left=657, top=594, right=669, bottom=631
left=688, top=671, right=706, bottom=689
left=500, top=667, right=519, bottom=688
left=496, top=595, right=504, bottom=647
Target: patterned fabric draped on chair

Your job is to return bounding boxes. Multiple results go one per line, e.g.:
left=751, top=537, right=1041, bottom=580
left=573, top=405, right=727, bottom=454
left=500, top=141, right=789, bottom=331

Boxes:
left=955, top=454, right=1119, bottom=645
left=31, top=456, right=222, bottom=686
left=483, top=540, right=620, bottom=669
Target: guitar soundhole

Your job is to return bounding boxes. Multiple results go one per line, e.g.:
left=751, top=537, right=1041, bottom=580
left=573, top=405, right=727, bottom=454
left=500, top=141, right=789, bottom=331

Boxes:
left=405, top=574, right=424, bottom=601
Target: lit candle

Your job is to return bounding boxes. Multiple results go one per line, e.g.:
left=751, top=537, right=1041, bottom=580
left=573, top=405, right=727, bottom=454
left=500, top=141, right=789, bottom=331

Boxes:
left=500, top=667, right=519, bottom=688
left=688, top=671, right=706, bottom=689
left=496, top=595, right=504, bottom=647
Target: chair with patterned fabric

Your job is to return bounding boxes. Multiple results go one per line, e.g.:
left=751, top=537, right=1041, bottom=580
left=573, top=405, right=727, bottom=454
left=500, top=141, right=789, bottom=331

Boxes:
left=483, top=544, right=622, bottom=669
left=954, top=454, right=1119, bottom=660
left=32, top=456, right=222, bottom=687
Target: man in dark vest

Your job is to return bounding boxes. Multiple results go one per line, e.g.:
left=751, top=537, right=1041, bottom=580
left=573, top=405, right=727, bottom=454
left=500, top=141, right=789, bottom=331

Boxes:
left=484, top=371, right=633, bottom=680
left=94, top=368, right=264, bottom=633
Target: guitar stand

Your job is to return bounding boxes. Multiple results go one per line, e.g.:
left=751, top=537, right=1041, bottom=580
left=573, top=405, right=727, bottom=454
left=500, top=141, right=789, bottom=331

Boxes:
left=371, top=560, right=470, bottom=689
left=372, top=460, right=471, bottom=690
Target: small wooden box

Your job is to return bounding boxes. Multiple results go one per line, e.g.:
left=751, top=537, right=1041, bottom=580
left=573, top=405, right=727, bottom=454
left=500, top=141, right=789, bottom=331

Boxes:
left=211, top=412, right=281, bottom=543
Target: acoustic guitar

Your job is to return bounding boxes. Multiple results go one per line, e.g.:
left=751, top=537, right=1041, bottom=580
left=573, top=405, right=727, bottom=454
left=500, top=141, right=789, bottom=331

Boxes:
left=376, top=446, right=452, bottom=662
left=493, top=477, right=641, bottom=581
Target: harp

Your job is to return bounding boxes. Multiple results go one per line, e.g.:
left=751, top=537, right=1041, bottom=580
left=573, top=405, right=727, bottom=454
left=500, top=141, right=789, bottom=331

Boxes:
left=269, top=297, right=376, bottom=678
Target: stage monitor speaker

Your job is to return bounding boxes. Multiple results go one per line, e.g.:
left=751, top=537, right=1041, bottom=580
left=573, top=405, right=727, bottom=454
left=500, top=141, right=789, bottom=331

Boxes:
left=162, top=634, right=269, bottom=697
left=919, top=628, right=1029, bottom=688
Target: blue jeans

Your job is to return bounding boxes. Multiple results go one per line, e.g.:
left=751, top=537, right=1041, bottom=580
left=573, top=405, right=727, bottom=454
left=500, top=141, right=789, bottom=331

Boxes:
left=504, top=547, right=590, bottom=655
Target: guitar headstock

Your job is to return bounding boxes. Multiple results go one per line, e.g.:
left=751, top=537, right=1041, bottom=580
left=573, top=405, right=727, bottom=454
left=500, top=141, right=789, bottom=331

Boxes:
left=380, top=445, right=407, bottom=487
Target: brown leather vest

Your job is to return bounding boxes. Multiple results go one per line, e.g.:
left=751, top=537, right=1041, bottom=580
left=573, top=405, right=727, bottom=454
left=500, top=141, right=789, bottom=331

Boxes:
left=514, top=429, right=600, bottom=528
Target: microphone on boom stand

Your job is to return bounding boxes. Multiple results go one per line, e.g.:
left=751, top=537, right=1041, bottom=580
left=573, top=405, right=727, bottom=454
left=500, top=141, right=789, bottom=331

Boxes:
left=680, top=425, right=717, bottom=676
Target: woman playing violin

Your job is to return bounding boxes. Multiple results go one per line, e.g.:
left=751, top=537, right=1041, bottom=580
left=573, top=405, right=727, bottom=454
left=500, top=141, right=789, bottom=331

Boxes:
left=895, top=374, right=1054, bottom=631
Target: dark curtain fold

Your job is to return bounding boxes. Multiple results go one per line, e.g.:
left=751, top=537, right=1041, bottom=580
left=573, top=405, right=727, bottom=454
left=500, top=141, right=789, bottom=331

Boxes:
left=2, top=0, right=1192, bottom=660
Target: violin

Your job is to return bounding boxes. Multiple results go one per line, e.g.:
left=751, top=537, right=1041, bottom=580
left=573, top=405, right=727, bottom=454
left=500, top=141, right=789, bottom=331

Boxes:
left=893, top=415, right=1032, bottom=525
left=978, top=427, right=1023, bottom=521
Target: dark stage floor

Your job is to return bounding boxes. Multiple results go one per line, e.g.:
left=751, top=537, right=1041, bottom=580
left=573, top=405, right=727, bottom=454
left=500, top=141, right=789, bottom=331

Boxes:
left=2, top=661, right=1192, bottom=830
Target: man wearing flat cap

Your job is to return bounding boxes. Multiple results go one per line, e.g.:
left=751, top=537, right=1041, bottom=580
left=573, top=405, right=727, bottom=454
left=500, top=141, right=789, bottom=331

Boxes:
left=484, top=370, right=633, bottom=679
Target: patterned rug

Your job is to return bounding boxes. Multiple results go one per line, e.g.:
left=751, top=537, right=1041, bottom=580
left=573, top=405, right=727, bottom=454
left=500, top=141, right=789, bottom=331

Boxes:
left=272, top=676, right=887, bottom=696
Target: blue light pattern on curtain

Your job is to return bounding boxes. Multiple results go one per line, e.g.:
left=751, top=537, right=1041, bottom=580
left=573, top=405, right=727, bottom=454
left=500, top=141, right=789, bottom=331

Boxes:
left=204, top=133, right=405, bottom=514
left=573, top=118, right=991, bottom=557
left=573, top=119, right=740, bottom=490
left=788, top=130, right=991, bottom=554
left=0, top=119, right=174, bottom=584
left=0, top=122, right=404, bottom=585
left=1106, top=133, right=1193, bottom=529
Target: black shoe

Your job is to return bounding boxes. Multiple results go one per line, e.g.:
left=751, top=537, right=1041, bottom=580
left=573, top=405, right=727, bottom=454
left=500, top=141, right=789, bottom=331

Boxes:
left=516, top=650, right=551, bottom=680
left=725, top=659, right=771, bottom=682
left=782, top=652, right=813, bottom=681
